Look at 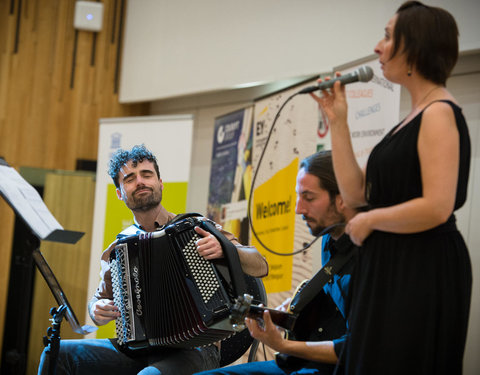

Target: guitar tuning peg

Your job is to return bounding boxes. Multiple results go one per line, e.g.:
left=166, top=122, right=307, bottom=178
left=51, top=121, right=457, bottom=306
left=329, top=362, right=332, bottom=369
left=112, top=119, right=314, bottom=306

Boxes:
left=232, top=323, right=245, bottom=332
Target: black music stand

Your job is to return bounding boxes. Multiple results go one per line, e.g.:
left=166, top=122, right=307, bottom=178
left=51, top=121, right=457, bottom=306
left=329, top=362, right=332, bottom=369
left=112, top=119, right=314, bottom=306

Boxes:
left=32, top=247, right=97, bottom=375
left=0, top=158, right=97, bottom=375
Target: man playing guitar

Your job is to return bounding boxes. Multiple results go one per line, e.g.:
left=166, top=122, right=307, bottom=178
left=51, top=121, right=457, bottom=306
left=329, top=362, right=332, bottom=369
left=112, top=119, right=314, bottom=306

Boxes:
left=196, top=150, right=358, bottom=375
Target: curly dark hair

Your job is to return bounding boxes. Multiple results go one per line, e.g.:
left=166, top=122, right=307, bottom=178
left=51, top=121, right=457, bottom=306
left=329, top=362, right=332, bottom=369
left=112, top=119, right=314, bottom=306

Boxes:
left=392, top=1, right=459, bottom=85
left=108, top=144, right=160, bottom=188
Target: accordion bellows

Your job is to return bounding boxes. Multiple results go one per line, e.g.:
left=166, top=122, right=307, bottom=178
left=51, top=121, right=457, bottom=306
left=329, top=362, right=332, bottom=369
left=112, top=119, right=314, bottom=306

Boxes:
left=110, top=217, right=246, bottom=351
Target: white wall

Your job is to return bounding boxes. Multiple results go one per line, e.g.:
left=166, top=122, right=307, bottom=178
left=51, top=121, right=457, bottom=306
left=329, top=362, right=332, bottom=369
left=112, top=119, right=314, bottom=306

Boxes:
left=121, top=0, right=480, bottom=102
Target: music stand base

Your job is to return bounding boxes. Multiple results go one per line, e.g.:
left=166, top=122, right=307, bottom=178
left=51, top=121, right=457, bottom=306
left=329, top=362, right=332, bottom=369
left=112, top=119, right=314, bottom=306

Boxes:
left=42, top=305, right=67, bottom=375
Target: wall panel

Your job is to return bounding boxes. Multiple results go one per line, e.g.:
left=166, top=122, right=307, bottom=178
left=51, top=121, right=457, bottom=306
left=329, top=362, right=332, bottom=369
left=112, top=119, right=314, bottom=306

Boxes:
left=0, top=0, right=149, bottom=360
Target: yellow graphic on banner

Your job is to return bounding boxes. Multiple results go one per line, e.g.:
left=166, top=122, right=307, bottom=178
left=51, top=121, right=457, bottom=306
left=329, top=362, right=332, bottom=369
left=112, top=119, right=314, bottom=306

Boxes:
left=223, top=163, right=253, bottom=240
left=251, top=158, right=298, bottom=294
left=96, top=181, right=188, bottom=339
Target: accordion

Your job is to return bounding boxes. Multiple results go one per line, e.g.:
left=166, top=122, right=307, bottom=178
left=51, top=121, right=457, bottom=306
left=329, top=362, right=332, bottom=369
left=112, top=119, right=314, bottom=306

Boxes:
left=109, top=216, right=247, bottom=351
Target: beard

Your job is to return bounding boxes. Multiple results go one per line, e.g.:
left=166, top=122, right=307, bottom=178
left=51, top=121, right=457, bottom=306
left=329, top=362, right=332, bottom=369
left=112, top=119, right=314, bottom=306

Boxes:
left=303, top=210, right=346, bottom=237
left=303, top=216, right=327, bottom=236
left=308, top=223, right=325, bottom=237
left=125, top=186, right=162, bottom=212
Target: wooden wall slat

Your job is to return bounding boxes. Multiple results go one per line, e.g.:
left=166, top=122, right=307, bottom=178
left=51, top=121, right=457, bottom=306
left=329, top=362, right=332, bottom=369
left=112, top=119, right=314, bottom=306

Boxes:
left=0, top=0, right=149, bottom=362
left=26, top=173, right=96, bottom=374
left=0, top=0, right=148, bottom=170
left=0, top=202, right=15, bottom=365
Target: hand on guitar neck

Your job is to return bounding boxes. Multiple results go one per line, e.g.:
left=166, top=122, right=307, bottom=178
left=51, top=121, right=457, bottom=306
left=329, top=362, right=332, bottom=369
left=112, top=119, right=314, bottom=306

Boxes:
left=230, top=289, right=343, bottom=364
left=230, top=294, right=298, bottom=332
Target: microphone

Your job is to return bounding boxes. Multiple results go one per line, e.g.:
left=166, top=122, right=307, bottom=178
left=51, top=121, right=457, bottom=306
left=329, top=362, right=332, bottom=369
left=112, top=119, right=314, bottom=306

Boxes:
left=299, top=65, right=374, bottom=94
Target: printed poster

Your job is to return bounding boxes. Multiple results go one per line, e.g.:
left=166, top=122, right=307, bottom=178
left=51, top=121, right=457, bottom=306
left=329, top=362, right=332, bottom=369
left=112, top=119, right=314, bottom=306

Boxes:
left=346, top=60, right=401, bottom=166
left=251, top=82, right=320, bottom=294
left=207, top=108, right=253, bottom=244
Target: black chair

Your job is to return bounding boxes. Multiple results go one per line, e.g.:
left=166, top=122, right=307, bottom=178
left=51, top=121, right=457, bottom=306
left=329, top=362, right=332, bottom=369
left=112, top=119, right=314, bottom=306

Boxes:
left=219, top=275, right=267, bottom=367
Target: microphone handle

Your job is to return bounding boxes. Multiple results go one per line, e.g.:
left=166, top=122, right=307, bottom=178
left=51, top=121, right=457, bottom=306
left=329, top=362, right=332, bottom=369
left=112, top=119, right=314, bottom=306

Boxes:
left=317, top=71, right=358, bottom=90
left=298, top=71, right=358, bottom=94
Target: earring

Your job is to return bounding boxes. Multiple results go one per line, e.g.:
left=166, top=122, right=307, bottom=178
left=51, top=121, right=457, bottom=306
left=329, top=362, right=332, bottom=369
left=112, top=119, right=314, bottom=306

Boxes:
left=407, top=67, right=412, bottom=76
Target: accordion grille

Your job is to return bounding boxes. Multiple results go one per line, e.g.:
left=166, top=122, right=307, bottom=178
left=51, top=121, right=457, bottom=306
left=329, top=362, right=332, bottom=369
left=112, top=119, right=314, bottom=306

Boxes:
left=110, top=243, right=133, bottom=346
left=181, top=233, right=220, bottom=304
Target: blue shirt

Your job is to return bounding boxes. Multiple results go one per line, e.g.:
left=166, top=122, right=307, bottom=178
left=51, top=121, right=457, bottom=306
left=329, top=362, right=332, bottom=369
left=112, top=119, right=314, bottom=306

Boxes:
left=321, top=233, right=356, bottom=358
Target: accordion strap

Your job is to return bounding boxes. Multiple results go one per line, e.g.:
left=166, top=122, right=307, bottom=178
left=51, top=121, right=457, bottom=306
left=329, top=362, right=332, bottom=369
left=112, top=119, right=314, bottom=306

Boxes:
left=171, top=212, right=203, bottom=223
left=201, top=220, right=247, bottom=298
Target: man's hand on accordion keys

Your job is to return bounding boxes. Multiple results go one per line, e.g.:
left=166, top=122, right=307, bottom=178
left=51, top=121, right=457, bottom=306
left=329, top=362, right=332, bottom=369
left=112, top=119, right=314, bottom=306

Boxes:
left=90, top=298, right=121, bottom=326
left=194, top=226, right=224, bottom=260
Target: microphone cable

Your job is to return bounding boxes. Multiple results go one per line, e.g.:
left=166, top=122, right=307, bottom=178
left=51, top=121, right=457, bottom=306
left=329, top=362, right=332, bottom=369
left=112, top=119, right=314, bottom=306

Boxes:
left=247, top=90, right=344, bottom=256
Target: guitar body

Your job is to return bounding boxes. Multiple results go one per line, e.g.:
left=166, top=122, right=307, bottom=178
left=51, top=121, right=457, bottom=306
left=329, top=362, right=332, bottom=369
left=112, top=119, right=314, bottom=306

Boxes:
left=288, top=288, right=346, bottom=342
left=230, top=281, right=347, bottom=373
left=275, top=288, right=346, bottom=373
left=231, top=287, right=346, bottom=342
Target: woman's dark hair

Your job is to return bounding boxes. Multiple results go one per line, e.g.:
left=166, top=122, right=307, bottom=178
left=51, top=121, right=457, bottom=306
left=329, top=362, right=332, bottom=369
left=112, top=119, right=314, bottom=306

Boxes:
left=392, top=1, right=459, bottom=85
left=299, top=150, right=339, bottom=202
left=108, top=144, right=160, bottom=188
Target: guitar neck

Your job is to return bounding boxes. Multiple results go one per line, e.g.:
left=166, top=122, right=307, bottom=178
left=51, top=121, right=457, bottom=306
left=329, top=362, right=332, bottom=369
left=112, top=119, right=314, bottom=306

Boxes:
left=247, top=305, right=297, bottom=332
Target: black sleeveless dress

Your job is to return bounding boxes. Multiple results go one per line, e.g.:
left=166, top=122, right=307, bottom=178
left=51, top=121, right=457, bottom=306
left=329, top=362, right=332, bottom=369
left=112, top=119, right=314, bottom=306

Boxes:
left=343, top=100, right=472, bottom=374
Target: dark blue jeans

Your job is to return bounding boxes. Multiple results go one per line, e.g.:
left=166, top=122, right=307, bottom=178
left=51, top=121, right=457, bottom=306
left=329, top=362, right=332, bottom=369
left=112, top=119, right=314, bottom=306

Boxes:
left=38, top=338, right=220, bottom=375
left=195, top=360, right=332, bottom=375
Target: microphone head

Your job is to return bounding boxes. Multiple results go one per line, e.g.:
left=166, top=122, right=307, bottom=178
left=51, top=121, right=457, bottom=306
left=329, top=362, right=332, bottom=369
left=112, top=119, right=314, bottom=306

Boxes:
left=357, top=65, right=374, bottom=82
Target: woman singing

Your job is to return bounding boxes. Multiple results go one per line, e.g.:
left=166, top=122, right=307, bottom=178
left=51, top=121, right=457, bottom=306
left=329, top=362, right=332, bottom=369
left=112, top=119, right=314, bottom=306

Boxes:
left=311, top=2, right=472, bottom=373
